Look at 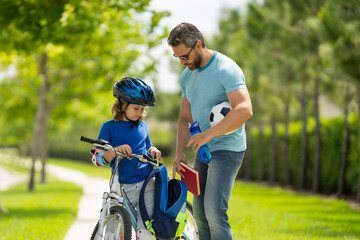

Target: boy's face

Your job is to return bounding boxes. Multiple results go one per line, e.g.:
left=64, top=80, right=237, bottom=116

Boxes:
left=124, top=104, right=145, bottom=121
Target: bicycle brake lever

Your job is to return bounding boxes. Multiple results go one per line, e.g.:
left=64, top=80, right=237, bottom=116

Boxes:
left=141, top=154, right=152, bottom=161
left=141, top=154, right=161, bottom=166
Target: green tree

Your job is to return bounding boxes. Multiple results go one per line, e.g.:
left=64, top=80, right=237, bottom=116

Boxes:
left=319, top=0, right=360, bottom=200
left=213, top=1, right=358, bottom=195
left=0, top=0, right=169, bottom=191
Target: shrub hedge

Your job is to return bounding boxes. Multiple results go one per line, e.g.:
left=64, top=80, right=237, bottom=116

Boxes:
left=241, top=114, right=359, bottom=197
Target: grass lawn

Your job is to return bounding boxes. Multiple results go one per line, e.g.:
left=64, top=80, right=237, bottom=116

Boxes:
left=49, top=157, right=360, bottom=239
left=49, top=157, right=112, bottom=179
left=229, top=181, right=360, bottom=239
left=0, top=180, right=82, bottom=240
left=0, top=154, right=83, bottom=240
left=1, top=156, right=360, bottom=239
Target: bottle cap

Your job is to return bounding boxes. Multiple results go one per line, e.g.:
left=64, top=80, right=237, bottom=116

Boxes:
left=190, top=121, right=200, bottom=132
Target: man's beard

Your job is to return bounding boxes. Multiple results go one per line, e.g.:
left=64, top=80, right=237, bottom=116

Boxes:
left=187, top=53, right=202, bottom=71
left=194, top=54, right=202, bottom=69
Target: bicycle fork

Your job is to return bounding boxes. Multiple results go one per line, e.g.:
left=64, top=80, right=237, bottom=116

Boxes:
left=97, top=191, right=128, bottom=239
left=97, top=191, right=110, bottom=239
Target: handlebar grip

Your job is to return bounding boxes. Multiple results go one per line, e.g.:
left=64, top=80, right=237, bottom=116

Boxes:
left=80, top=136, right=108, bottom=145
left=80, top=136, right=97, bottom=144
left=142, top=154, right=162, bottom=166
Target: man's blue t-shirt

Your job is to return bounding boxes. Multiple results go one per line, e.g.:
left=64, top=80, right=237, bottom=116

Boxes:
left=180, top=51, right=247, bottom=152
left=98, top=120, right=153, bottom=184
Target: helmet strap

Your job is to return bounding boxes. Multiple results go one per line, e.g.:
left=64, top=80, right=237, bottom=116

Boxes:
left=123, top=113, right=140, bottom=128
left=119, top=97, right=140, bottom=127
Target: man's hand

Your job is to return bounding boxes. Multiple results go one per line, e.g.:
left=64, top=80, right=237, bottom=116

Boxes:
left=173, top=153, right=187, bottom=178
left=186, top=131, right=211, bottom=152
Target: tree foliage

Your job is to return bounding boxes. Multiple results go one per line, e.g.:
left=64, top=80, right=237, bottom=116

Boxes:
left=213, top=0, right=360, bottom=199
left=0, top=0, right=169, bottom=190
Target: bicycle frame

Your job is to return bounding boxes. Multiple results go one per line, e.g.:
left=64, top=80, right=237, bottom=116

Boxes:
left=101, top=155, right=149, bottom=233
left=81, top=136, right=199, bottom=240
left=81, top=136, right=159, bottom=240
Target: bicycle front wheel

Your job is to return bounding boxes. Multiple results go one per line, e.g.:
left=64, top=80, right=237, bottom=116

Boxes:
left=178, top=201, right=199, bottom=240
left=90, top=206, right=132, bottom=240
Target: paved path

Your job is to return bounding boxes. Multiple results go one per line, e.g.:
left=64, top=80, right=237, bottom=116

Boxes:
left=0, top=166, right=27, bottom=213
left=47, top=164, right=108, bottom=240
left=0, top=166, right=27, bottom=191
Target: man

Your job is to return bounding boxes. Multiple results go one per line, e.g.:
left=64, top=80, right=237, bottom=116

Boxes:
left=167, top=23, right=253, bottom=239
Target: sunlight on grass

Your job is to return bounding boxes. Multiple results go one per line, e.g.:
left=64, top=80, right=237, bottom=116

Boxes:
left=49, top=157, right=111, bottom=179
left=229, top=182, right=360, bottom=239
left=4, top=156, right=357, bottom=240
left=48, top=157, right=360, bottom=239
left=0, top=181, right=82, bottom=240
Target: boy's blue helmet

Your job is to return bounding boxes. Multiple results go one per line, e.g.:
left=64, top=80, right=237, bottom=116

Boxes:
left=113, top=77, right=156, bottom=106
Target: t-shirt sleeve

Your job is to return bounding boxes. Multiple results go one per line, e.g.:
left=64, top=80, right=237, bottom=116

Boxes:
left=146, top=133, right=152, bottom=149
left=144, top=123, right=152, bottom=149
left=98, top=122, right=111, bottom=142
left=222, top=64, right=247, bottom=94
left=180, top=69, right=188, bottom=98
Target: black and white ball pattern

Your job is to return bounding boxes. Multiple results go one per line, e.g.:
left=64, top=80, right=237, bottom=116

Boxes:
left=209, top=101, right=236, bottom=135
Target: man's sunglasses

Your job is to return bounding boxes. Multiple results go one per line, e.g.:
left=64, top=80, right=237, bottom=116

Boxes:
left=173, top=44, right=196, bottom=61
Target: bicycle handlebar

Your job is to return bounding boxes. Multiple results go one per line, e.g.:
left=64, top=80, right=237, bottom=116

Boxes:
left=80, top=136, right=108, bottom=145
left=80, top=136, right=160, bottom=166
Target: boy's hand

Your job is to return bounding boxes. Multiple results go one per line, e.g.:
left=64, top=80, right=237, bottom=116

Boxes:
left=116, top=144, right=132, bottom=156
left=149, top=146, right=161, bottom=161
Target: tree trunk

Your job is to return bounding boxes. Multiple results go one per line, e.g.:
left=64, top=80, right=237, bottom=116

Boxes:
left=40, top=53, right=50, bottom=184
left=270, top=117, right=278, bottom=184
left=283, top=94, right=290, bottom=185
left=40, top=112, right=48, bottom=183
left=312, top=76, right=321, bottom=193
left=258, top=127, right=265, bottom=181
left=29, top=114, right=40, bottom=191
left=337, top=82, right=351, bottom=197
left=299, top=73, right=309, bottom=190
left=356, top=85, right=360, bottom=203
left=29, top=53, right=50, bottom=191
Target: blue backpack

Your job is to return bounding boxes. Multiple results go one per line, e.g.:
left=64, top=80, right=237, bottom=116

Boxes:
left=139, top=165, right=188, bottom=239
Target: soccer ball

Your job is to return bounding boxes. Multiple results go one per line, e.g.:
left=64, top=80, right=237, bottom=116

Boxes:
left=209, top=101, right=236, bottom=135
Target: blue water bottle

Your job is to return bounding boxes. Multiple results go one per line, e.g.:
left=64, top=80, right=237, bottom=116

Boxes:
left=189, top=121, right=212, bottom=163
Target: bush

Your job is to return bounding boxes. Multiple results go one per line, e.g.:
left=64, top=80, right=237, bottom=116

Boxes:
left=245, top=114, right=359, bottom=197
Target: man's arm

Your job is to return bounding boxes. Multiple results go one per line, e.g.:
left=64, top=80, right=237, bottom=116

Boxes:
left=173, top=97, right=193, bottom=177
left=187, top=88, right=253, bottom=152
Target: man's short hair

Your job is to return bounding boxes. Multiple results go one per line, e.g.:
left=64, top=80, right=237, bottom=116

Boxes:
left=167, top=22, right=205, bottom=48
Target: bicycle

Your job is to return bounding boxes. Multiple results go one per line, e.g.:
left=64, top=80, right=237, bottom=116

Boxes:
left=80, top=136, right=199, bottom=240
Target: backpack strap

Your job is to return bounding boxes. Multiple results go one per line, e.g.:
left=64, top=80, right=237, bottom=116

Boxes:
left=157, top=166, right=169, bottom=212
left=139, top=168, right=159, bottom=237
left=175, top=202, right=188, bottom=237
left=139, top=166, right=169, bottom=235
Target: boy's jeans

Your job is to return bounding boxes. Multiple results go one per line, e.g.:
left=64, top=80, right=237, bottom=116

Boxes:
left=193, top=150, right=244, bottom=240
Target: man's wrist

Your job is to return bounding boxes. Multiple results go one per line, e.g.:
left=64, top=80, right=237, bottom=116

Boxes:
left=175, top=151, right=185, bottom=158
left=205, top=126, right=218, bottom=140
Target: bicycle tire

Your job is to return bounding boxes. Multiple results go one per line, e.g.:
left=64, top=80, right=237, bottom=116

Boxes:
left=176, top=201, right=199, bottom=240
left=90, top=206, right=132, bottom=240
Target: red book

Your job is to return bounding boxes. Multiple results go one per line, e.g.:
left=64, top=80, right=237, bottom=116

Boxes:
left=180, top=162, right=201, bottom=197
